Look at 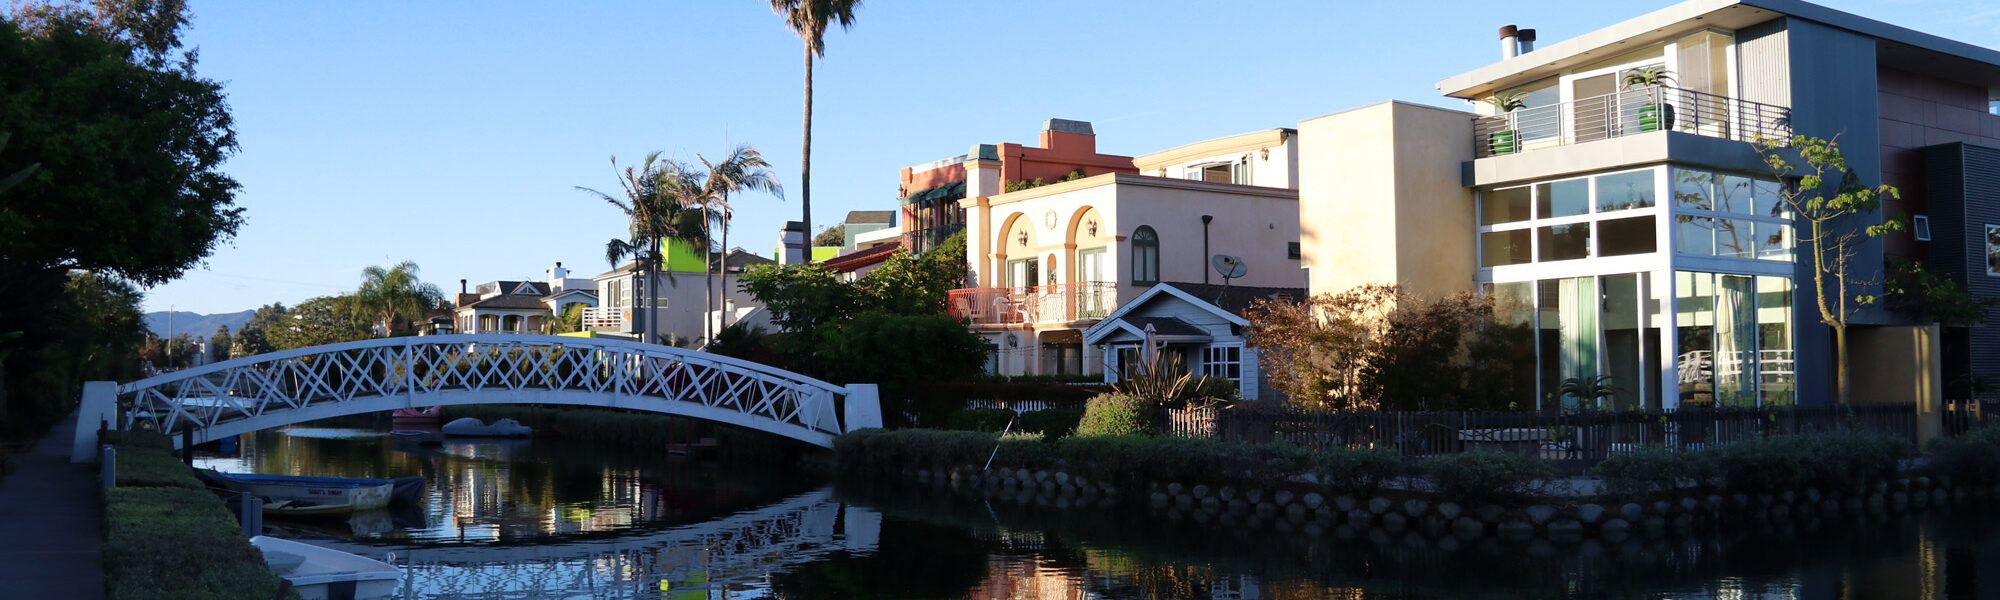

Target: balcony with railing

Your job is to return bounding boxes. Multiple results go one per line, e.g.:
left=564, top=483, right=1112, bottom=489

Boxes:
left=1474, top=87, right=1791, bottom=159
left=947, top=282, right=1119, bottom=327
left=581, top=306, right=626, bottom=331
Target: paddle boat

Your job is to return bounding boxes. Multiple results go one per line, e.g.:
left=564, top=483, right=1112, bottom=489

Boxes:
left=440, top=417, right=533, bottom=438
left=251, top=536, right=399, bottom=600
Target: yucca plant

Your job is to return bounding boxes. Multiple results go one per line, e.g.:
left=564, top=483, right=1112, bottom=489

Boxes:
left=1619, top=65, right=1676, bottom=90
left=1621, top=66, right=1677, bottom=132
left=1558, top=375, right=1618, bottom=410
left=1115, top=350, right=1194, bottom=405
left=1482, top=91, right=1529, bottom=155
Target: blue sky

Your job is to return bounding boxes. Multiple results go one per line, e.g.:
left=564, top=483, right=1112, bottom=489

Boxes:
left=144, top=0, right=2000, bottom=314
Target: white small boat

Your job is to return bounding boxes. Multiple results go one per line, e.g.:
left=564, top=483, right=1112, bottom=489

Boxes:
left=440, top=417, right=533, bottom=438
left=199, top=471, right=414, bottom=516
left=251, top=535, right=399, bottom=600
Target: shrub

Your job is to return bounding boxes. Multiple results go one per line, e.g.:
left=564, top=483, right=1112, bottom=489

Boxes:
left=1318, top=448, right=1405, bottom=496
left=1593, top=449, right=1703, bottom=498
left=1713, top=433, right=1906, bottom=494
left=114, top=445, right=203, bottom=490
left=1187, top=376, right=1239, bottom=402
left=1420, top=451, right=1555, bottom=505
left=1928, top=424, right=2000, bottom=485
left=1077, top=394, right=1153, bottom=437
left=104, top=487, right=290, bottom=600
left=991, top=431, right=1058, bottom=470
left=1018, top=408, right=1084, bottom=440
left=947, top=409, right=1018, bottom=433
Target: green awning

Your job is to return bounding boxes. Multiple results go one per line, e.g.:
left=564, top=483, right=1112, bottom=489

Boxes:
left=902, top=181, right=966, bottom=205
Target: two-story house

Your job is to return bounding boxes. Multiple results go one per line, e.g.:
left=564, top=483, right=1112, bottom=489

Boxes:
left=1297, top=0, right=2000, bottom=411
left=899, top=119, right=1140, bottom=255
left=947, top=125, right=1305, bottom=378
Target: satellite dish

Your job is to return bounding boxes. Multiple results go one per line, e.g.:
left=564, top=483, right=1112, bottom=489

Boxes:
left=1212, top=254, right=1249, bottom=280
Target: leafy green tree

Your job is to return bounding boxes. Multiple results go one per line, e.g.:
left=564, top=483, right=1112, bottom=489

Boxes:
left=228, top=326, right=271, bottom=359
left=0, top=2, right=238, bottom=433
left=855, top=230, right=962, bottom=315
left=266, top=296, right=369, bottom=350
left=697, top=144, right=782, bottom=342
left=811, top=223, right=844, bottom=247
left=1757, top=135, right=1901, bottom=405
left=353, top=260, right=443, bottom=336
left=769, top=0, right=861, bottom=243
left=208, top=325, right=230, bottom=364
left=1885, top=258, right=1996, bottom=327
left=815, top=311, right=986, bottom=426
left=738, top=263, right=860, bottom=338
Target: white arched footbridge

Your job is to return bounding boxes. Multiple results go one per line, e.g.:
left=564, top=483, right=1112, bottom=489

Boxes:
left=71, top=334, right=880, bottom=462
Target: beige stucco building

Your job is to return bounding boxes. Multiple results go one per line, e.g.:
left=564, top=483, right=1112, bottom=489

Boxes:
left=948, top=130, right=1305, bottom=378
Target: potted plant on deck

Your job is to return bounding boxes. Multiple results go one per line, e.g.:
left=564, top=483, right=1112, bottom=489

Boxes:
left=1482, top=91, right=1527, bottom=155
left=1621, top=66, right=1677, bottom=132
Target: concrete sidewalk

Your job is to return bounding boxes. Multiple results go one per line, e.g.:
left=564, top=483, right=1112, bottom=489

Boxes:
left=0, top=410, right=104, bottom=599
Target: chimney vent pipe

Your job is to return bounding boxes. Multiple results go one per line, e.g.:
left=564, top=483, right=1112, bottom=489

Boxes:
left=1500, top=25, right=1519, bottom=59
left=460, top=279, right=467, bottom=294
left=1518, top=28, right=1537, bottom=53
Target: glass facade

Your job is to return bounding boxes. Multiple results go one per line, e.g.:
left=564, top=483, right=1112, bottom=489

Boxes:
left=1477, top=163, right=1798, bottom=409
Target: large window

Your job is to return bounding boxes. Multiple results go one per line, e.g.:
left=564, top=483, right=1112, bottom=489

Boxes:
left=1131, top=226, right=1159, bottom=285
left=1478, top=168, right=1661, bottom=268
left=1675, top=272, right=1793, bottom=407
left=1188, top=162, right=1246, bottom=184
left=1201, top=345, right=1243, bottom=384
left=1671, top=168, right=1791, bottom=261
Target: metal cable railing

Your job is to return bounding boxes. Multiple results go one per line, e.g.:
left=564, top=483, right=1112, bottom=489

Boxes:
left=1474, top=87, right=1792, bottom=158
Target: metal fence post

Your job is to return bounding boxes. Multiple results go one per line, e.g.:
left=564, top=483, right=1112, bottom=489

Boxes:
left=100, top=445, right=115, bottom=489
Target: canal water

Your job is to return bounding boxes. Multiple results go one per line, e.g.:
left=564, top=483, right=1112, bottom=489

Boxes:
left=196, top=425, right=2000, bottom=600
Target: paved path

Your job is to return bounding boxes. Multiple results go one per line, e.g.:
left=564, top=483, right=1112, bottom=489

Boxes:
left=0, top=410, right=104, bottom=599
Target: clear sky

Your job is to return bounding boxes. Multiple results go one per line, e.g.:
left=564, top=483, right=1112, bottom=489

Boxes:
left=143, top=0, right=2000, bottom=314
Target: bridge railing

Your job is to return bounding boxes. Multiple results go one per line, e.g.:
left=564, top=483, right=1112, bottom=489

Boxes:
left=74, top=335, right=881, bottom=460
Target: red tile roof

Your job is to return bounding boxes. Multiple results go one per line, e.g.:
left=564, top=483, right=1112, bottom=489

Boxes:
left=821, top=241, right=905, bottom=272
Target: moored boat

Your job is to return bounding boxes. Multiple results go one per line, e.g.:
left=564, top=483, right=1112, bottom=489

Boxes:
left=391, top=406, right=442, bottom=426
left=440, top=417, right=533, bottom=438
left=251, top=535, right=399, bottom=600
left=199, top=471, right=425, bottom=517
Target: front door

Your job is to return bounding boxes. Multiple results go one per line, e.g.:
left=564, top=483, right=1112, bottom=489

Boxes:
left=1077, top=247, right=1107, bottom=318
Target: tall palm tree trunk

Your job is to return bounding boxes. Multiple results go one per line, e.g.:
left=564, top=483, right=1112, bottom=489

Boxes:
left=800, top=47, right=813, bottom=254
left=702, top=204, right=714, bottom=345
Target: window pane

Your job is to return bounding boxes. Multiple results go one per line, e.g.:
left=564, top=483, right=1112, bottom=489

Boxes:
left=1599, top=216, right=1657, bottom=257
left=1756, top=222, right=1791, bottom=261
left=1675, top=272, right=1716, bottom=407
left=1713, top=218, right=1754, bottom=258
left=1716, top=174, right=1757, bottom=214
left=1753, top=177, right=1786, bottom=218
left=1537, top=179, right=1590, bottom=218
left=1596, top=170, right=1656, bottom=212
left=1715, top=275, right=1758, bottom=406
left=1488, top=282, right=1539, bottom=411
left=1481, top=186, right=1533, bottom=225
left=1673, top=169, right=1713, bottom=211
left=1538, top=224, right=1590, bottom=261
left=1481, top=230, right=1533, bottom=267
left=1538, top=279, right=1562, bottom=411
left=1676, top=215, right=1715, bottom=255
left=1602, top=273, right=1643, bottom=411
left=1757, top=276, right=1795, bottom=406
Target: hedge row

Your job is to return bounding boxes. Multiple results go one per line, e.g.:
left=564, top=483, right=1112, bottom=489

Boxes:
left=102, top=431, right=291, bottom=600
left=1593, top=431, right=1910, bottom=498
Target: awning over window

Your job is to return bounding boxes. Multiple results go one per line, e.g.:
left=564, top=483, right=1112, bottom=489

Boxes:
left=902, top=180, right=966, bottom=205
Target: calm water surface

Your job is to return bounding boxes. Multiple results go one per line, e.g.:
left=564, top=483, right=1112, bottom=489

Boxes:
left=197, top=426, right=2000, bottom=599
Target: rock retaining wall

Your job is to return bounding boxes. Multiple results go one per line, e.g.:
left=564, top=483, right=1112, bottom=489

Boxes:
left=897, top=465, right=2000, bottom=540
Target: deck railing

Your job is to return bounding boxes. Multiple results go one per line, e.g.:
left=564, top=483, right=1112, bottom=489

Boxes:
left=947, top=282, right=1119, bottom=326
left=580, top=307, right=625, bottom=331
left=1473, top=86, right=1792, bottom=158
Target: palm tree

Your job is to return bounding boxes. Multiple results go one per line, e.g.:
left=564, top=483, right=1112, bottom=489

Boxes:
left=769, top=0, right=861, bottom=252
left=579, top=153, right=706, bottom=344
left=697, top=144, right=783, bottom=343
left=354, top=260, right=444, bottom=337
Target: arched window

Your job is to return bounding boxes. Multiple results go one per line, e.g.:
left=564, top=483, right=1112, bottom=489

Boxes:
left=1131, top=226, right=1159, bottom=286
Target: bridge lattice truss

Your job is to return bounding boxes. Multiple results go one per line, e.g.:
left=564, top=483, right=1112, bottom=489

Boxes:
left=114, top=335, right=876, bottom=449
left=310, top=489, right=878, bottom=599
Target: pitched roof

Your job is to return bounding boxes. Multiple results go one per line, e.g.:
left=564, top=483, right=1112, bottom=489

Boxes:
left=845, top=210, right=896, bottom=225
left=820, top=241, right=904, bottom=273
left=1156, top=282, right=1304, bottom=316
left=455, top=281, right=554, bottom=310
left=1125, top=316, right=1205, bottom=337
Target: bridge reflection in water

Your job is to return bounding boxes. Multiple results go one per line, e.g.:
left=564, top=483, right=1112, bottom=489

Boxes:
left=313, top=488, right=880, bottom=600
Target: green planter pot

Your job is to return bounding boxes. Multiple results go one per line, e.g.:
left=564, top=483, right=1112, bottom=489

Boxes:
left=1489, top=129, right=1517, bottom=155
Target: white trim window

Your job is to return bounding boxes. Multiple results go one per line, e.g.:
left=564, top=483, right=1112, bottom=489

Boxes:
left=1201, top=344, right=1243, bottom=384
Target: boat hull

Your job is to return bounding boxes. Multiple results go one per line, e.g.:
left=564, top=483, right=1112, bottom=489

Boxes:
left=200, top=472, right=396, bottom=512
left=252, top=536, right=399, bottom=600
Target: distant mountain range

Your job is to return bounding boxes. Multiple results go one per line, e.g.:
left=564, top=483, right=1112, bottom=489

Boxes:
left=143, top=310, right=254, bottom=339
